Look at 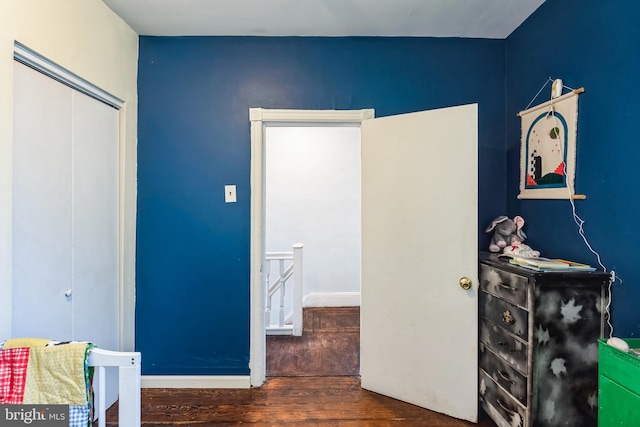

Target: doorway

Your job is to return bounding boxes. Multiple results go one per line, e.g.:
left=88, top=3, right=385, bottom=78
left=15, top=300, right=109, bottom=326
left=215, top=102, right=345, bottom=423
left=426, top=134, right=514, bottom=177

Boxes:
left=249, top=108, right=375, bottom=386
left=265, top=126, right=362, bottom=315
left=264, top=125, right=362, bottom=376
left=250, top=105, right=479, bottom=423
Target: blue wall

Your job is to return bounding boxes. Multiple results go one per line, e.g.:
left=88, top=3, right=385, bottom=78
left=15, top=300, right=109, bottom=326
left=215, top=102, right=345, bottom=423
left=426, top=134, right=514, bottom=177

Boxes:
left=136, top=36, right=506, bottom=374
left=506, top=1, right=640, bottom=337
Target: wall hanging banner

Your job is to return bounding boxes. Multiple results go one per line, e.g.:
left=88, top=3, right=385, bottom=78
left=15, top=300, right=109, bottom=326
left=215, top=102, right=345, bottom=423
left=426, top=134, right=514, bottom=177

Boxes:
left=518, top=90, right=581, bottom=199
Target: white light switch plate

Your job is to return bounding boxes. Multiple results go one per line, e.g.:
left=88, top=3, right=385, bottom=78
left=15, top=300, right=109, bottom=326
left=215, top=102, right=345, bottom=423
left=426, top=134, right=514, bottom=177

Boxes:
left=225, top=185, right=237, bottom=203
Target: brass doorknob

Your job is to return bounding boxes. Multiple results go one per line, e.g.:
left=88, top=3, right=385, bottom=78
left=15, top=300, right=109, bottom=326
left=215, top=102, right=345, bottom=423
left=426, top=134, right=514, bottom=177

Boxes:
left=459, top=277, right=472, bottom=290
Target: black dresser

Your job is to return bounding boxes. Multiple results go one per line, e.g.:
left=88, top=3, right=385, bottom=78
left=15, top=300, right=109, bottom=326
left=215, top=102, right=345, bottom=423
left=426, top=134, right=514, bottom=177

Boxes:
left=478, top=253, right=611, bottom=427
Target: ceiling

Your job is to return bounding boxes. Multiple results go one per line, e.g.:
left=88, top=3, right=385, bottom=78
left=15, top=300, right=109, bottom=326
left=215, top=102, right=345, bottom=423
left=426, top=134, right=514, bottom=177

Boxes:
left=101, top=0, right=545, bottom=39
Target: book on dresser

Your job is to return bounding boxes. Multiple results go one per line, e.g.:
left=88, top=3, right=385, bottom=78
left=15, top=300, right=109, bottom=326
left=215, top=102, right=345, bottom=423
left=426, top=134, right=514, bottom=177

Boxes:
left=498, top=254, right=596, bottom=272
left=478, top=252, right=610, bottom=427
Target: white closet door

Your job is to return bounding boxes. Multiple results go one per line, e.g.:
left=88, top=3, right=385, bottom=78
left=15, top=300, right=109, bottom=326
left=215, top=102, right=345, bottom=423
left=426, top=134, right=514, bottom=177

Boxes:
left=12, top=59, right=121, bottom=412
left=12, top=61, right=74, bottom=339
left=72, top=90, right=120, bottom=408
left=12, top=61, right=120, bottom=351
left=72, top=90, right=119, bottom=349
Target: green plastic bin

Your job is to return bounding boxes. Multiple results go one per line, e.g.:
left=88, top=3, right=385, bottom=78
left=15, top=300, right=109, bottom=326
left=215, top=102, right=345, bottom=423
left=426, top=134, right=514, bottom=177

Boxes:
left=598, top=338, right=640, bottom=426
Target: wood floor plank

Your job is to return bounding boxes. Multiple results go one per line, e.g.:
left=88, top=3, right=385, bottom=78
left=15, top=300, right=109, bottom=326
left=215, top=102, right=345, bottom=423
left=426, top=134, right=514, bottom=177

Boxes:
left=267, top=307, right=360, bottom=377
left=106, top=377, right=495, bottom=426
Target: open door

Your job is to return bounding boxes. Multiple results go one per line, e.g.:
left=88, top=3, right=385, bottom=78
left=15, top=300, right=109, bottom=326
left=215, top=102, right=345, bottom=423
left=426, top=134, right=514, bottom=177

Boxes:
left=360, top=104, right=479, bottom=422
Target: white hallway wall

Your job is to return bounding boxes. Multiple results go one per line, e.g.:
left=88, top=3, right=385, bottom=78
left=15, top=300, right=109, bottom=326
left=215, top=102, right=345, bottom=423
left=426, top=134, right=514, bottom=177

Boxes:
left=265, top=126, right=361, bottom=307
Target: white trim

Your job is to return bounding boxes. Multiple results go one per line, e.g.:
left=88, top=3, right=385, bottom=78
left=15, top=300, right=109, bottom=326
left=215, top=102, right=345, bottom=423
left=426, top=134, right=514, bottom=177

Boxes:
left=249, top=108, right=374, bottom=387
left=118, top=105, right=134, bottom=352
left=141, top=375, right=251, bottom=389
left=266, top=325, right=294, bottom=335
left=249, top=114, right=267, bottom=387
left=303, top=292, right=361, bottom=307
left=250, top=108, right=374, bottom=123
left=13, top=41, right=123, bottom=109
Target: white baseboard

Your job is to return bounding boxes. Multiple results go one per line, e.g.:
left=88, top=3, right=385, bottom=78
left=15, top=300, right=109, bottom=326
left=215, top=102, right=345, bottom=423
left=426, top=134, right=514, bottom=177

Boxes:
left=303, top=292, right=360, bottom=307
left=141, top=375, right=251, bottom=389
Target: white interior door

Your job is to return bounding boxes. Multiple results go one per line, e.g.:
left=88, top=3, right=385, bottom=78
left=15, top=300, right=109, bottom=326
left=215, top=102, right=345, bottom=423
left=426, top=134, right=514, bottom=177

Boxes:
left=360, top=104, right=479, bottom=422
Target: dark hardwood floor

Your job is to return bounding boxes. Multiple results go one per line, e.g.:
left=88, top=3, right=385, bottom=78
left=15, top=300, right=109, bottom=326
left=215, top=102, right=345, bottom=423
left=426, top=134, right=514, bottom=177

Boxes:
left=106, top=376, right=496, bottom=426
left=105, top=307, right=496, bottom=426
left=267, top=306, right=360, bottom=376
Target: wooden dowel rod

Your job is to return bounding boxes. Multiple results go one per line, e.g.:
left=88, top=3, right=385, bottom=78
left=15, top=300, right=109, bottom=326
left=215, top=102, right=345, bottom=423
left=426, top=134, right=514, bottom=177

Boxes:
left=516, top=87, right=586, bottom=117
left=572, top=194, right=587, bottom=200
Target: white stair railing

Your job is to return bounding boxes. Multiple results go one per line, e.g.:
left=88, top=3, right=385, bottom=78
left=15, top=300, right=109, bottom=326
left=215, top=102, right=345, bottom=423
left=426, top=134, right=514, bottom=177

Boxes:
left=265, top=243, right=303, bottom=336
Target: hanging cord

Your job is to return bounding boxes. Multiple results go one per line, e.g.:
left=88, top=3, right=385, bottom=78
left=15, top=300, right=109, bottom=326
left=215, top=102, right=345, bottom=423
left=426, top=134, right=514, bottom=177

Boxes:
left=605, top=274, right=616, bottom=338
left=539, top=78, right=621, bottom=337
left=525, top=77, right=578, bottom=111
left=540, top=79, right=608, bottom=270
left=524, top=77, right=554, bottom=111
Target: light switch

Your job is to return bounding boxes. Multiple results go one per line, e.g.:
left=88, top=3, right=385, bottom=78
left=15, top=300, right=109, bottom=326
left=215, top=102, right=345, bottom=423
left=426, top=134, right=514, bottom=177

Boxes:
left=225, top=185, right=237, bottom=203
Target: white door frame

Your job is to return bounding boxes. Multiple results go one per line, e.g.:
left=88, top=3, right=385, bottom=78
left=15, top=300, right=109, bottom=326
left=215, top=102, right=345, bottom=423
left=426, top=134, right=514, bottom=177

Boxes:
left=249, top=108, right=374, bottom=386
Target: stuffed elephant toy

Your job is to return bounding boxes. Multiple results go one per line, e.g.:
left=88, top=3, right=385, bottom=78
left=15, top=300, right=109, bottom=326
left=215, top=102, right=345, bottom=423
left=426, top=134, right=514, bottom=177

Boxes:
left=485, top=215, right=526, bottom=253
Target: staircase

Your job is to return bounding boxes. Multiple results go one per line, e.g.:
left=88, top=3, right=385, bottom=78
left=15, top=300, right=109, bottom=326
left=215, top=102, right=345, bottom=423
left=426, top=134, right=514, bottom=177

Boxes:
left=265, top=243, right=303, bottom=336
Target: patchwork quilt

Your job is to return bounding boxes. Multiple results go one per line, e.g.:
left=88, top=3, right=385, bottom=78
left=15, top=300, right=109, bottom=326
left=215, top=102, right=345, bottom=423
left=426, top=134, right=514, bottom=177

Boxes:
left=0, top=338, right=94, bottom=427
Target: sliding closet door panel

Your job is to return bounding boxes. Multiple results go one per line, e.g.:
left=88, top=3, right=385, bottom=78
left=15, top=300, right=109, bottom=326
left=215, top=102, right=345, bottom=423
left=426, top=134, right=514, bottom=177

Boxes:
left=72, top=90, right=119, bottom=349
left=72, top=91, right=120, bottom=409
left=12, top=61, right=74, bottom=340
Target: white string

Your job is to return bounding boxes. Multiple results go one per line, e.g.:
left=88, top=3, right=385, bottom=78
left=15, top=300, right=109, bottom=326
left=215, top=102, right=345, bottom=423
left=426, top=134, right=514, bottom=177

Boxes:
left=536, top=79, right=621, bottom=337
left=559, top=132, right=619, bottom=337
left=524, top=77, right=554, bottom=111
left=525, top=77, right=576, bottom=111
left=605, top=274, right=615, bottom=338
left=549, top=105, right=618, bottom=275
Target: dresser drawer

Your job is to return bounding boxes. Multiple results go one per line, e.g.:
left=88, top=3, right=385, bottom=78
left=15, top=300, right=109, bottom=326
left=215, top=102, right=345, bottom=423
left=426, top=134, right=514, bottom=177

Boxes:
left=479, top=342, right=527, bottom=405
left=480, top=370, right=527, bottom=427
left=479, top=319, right=527, bottom=374
left=480, top=291, right=528, bottom=340
left=479, top=263, right=528, bottom=308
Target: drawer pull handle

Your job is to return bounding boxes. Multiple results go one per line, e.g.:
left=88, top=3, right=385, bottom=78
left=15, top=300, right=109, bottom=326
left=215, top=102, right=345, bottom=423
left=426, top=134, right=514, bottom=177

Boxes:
left=502, top=310, right=515, bottom=324
left=497, top=398, right=516, bottom=416
left=498, top=282, right=517, bottom=291
left=498, top=370, right=515, bottom=385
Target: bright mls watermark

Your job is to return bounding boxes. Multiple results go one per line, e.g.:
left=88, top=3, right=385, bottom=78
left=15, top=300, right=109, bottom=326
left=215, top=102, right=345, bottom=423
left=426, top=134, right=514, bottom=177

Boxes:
left=0, top=405, right=68, bottom=426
